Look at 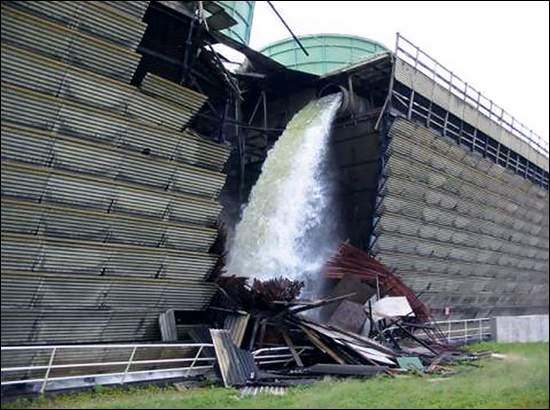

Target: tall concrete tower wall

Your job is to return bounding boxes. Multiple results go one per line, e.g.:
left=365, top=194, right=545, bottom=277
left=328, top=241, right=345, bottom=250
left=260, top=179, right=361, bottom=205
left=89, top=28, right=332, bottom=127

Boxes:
left=373, top=118, right=549, bottom=318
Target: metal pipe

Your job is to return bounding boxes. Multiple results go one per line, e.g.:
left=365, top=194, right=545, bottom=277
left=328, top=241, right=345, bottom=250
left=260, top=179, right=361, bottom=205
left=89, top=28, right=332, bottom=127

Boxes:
left=267, top=1, right=309, bottom=56
left=41, top=347, right=56, bottom=394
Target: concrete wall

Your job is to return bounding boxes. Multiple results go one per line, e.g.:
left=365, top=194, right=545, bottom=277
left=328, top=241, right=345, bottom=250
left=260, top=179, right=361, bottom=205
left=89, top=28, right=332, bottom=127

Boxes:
left=373, top=118, right=549, bottom=319
left=492, top=315, right=549, bottom=342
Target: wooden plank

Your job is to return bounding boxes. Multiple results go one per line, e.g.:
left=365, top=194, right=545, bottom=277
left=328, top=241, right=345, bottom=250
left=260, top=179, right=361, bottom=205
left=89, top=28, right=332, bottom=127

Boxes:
left=282, top=330, right=304, bottom=367
left=300, top=326, right=346, bottom=365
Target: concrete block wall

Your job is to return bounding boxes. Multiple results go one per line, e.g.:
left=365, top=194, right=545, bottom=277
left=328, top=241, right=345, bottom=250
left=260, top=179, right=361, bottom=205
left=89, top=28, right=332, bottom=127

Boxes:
left=373, top=118, right=549, bottom=319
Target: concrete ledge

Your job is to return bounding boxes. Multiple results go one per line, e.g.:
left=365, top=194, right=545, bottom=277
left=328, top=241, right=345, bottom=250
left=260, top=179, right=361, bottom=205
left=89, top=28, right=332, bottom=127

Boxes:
left=491, top=315, right=549, bottom=342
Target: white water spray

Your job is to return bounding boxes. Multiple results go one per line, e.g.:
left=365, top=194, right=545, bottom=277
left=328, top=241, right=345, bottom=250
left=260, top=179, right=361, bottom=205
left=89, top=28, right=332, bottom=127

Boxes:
left=226, top=93, right=342, bottom=282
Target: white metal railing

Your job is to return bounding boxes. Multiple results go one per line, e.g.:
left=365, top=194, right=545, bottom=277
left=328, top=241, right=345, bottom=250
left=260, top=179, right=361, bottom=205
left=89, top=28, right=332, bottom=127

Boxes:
left=252, top=346, right=314, bottom=366
left=430, top=317, right=492, bottom=343
left=395, top=33, right=549, bottom=158
left=1, top=343, right=216, bottom=393
left=1, top=343, right=319, bottom=393
left=380, top=317, right=492, bottom=345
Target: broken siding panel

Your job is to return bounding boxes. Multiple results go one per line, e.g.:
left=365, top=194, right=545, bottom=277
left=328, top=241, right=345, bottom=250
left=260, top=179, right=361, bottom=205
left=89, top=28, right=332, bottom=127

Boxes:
left=1, top=233, right=218, bottom=281
left=1, top=85, right=230, bottom=171
left=210, top=329, right=258, bottom=387
left=1, top=162, right=222, bottom=226
left=2, top=198, right=217, bottom=251
left=2, top=124, right=226, bottom=200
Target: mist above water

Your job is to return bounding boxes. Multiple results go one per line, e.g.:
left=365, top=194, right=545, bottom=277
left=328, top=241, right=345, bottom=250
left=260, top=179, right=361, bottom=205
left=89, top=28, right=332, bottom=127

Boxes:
left=225, top=93, right=342, bottom=285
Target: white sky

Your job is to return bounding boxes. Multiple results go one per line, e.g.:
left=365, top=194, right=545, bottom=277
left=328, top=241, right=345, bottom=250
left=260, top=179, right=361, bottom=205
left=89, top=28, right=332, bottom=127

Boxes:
left=246, top=1, right=549, bottom=142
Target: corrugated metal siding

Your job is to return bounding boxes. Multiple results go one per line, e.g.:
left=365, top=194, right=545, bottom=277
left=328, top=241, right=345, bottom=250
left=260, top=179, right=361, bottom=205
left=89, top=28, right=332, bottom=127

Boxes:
left=1, top=123, right=226, bottom=200
left=7, top=1, right=148, bottom=49
left=1, top=51, right=204, bottom=131
left=1, top=161, right=222, bottom=226
left=1, top=199, right=217, bottom=252
left=1, top=1, right=229, bottom=346
left=103, top=1, right=150, bottom=20
left=140, top=73, right=208, bottom=112
left=374, top=118, right=549, bottom=318
left=2, top=233, right=218, bottom=280
left=1, top=5, right=141, bottom=83
left=1, top=84, right=229, bottom=171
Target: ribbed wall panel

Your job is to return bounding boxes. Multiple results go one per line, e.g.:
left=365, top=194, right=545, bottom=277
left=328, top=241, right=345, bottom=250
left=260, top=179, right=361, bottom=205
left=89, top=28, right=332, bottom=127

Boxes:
left=378, top=252, right=548, bottom=283
left=1, top=51, right=202, bottom=132
left=1, top=1, right=229, bottom=347
left=103, top=1, right=150, bottom=20
left=1, top=85, right=229, bottom=171
left=1, top=310, right=162, bottom=345
left=1, top=199, right=217, bottom=252
left=1, top=162, right=222, bottom=226
left=2, top=233, right=218, bottom=281
left=1, top=5, right=141, bottom=83
left=1, top=123, right=226, bottom=200
left=375, top=118, right=549, bottom=318
left=6, top=1, right=147, bottom=49
left=1, top=271, right=216, bottom=311
left=140, top=73, right=208, bottom=112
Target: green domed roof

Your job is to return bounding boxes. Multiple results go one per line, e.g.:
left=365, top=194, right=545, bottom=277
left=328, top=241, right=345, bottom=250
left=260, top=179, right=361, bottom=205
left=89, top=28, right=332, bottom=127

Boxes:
left=260, top=34, right=388, bottom=75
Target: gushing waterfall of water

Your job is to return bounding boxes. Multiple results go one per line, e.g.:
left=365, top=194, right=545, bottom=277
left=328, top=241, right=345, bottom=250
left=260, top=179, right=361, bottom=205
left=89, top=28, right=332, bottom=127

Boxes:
left=226, top=93, right=342, bottom=283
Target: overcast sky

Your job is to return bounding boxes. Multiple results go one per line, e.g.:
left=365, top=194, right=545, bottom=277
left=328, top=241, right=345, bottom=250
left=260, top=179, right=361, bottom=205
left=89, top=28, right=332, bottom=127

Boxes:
left=247, top=1, right=549, bottom=143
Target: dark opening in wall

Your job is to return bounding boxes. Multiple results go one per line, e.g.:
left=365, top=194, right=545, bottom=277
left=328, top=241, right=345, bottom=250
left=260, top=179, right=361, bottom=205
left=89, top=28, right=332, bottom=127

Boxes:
left=131, top=3, right=233, bottom=142
left=132, top=3, right=194, bottom=85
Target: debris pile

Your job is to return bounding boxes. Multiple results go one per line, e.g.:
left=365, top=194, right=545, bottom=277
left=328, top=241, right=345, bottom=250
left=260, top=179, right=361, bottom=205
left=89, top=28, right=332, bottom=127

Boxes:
left=205, top=243, right=481, bottom=388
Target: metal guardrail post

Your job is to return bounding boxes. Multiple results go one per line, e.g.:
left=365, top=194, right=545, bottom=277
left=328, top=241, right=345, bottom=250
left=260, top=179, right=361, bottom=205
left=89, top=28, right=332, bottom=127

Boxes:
left=184, top=345, right=203, bottom=378
left=479, top=318, right=483, bottom=341
left=40, top=347, right=57, bottom=394
left=120, top=346, right=138, bottom=385
left=464, top=321, right=468, bottom=343
left=447, top=321, right=451, bottom=343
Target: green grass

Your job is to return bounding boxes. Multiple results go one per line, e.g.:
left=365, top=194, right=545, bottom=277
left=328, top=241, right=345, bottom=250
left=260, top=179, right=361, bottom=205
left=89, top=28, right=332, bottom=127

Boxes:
left=3, top=343, right=548, bottom=409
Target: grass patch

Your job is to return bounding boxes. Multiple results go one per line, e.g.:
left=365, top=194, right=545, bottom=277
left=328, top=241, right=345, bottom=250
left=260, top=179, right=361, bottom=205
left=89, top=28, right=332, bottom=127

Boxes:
left=3, top=343, right=548, bottom=409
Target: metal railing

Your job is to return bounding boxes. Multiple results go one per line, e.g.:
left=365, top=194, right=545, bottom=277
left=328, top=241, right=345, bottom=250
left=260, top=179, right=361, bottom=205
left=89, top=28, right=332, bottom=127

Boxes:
left=395, top=33, right=549, bottom=158
left=1, top=343, right=319, bottom=394
left=252, top=346, right=314, bottom=366
left=430, top=317, right=492, bottom=343
left=380, top=317, right=492, bottom=345
left=1, top=343, right=216, bottom=393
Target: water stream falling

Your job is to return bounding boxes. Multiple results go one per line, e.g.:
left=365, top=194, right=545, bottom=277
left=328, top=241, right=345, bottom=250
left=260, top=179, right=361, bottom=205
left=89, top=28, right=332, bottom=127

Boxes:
left=226, top=93, right=342, bottom=285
